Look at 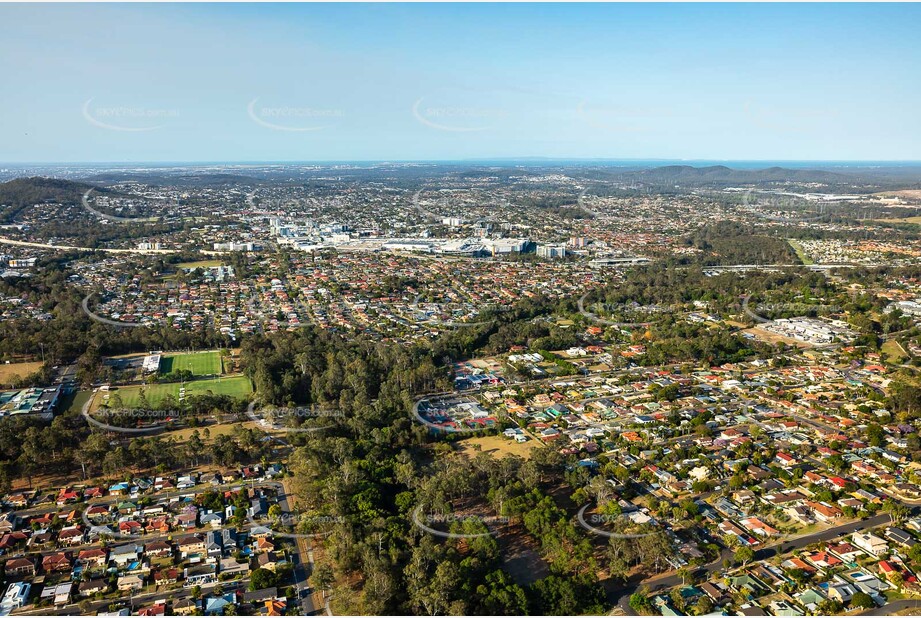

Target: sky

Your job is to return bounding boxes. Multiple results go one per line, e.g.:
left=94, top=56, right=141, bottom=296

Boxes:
left=0, top=2, right=919, bottom=163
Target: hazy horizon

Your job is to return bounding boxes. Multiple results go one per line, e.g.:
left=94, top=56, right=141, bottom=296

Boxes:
left=2, top=3, right=920, bottom=163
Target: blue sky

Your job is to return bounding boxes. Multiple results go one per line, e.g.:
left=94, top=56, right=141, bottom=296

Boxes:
left=1, top=3, right=919, bottom=163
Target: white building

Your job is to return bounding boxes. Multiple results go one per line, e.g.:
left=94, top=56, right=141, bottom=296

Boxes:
left=143, top=353, right=161, bottom=373
left=0, top=582, right=30, bottom=615
left=213, top=242, right=259, bottom=252
left=486, top=238, right=529, bottom=255
left=852, top=532, right=888, bottom=556
left=537, top=244, right=567, bottom=259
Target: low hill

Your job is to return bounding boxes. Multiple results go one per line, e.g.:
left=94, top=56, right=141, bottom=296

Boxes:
left=623, top=165, right=850, bottom=185
left=0, top=177, right=105, bottom=223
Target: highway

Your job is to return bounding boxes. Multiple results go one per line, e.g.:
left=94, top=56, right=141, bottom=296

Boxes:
left=0, top=236, right=225, bottom=256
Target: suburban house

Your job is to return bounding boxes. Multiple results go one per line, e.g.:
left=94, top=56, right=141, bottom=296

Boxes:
left=852, top=532, right=889, bottom=556
left=144, top=541, right=173, bottom=559
left=78, top=578, right=109, bottom=597
left=184, top=564, right=217, bottom=587
left=3, top=557, right=35, bottom=577
left=42, top=552, right=72, bottom=573
left=0, top=581, right=31, bottom=613
left=110, top=544, right=142, bottom=568
left=176, top=534, right=206, bottom=558
left=77, top=548, right=109, bottom=569
left=117, top=573, right=145, bottom=592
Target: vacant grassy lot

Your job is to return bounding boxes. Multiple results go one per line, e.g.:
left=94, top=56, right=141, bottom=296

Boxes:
left=61, top=390, right=92, bottom=414
left=457, top=434, right=535, bottom=459
left=882, top=340, right=909, bottom=364
left=786, top=238, right=815, bottom=265
left=95, top=375, right=253, bottom=410
left=0, top=361, right=43, bottom=385
left=174, top=260, right=224, bottom=269
left=162, top=421, right=262, bottom=442
left=160, top=351, right=223, bottom=376
left=875, top=216, right=921, bottom=225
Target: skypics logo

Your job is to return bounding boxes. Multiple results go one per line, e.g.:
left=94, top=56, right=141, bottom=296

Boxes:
left=246, top=402, right=343, bottom=433
left=81, top=501, right=197, bottom=541
left=408, top=294, right=502, bottom=328
left=82, top=189, right=160, bottom=224
left=576, top=504, right=656, bottom=539
left=82, top=98, right=179, bottom=132
left=82, top=293, right=145, bottom=329
left=743, top=101, right=837, bottom=136
left=410, top=189, right=441, bottom=221
left=411, top=88, right=510, bottom=133
left=81, top=507, right=148, bottom=541
left=741, top=294, right=842, bottom=325
left=82, top=407, right=178, bottom=435
left=248, top=511, right=344, bottom=540
left=411, top=506, right=507, bottom=539
left=78, top=481, right=314, bottom=541
left=247, top=98, right=343, bottom=132
left=412, top=97, right=509, bottom=133
left=412, top=397, right=494, bottom=434
left=576, top=189, right=606, bottom=219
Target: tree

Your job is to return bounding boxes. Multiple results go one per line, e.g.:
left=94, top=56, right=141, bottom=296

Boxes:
left=639, top=529, right=673, bottom=573
left=883, top=498, right=910, bottom=524
left=249, top=568, right=278, bottom=591
left=694, top=595, right=714, bottom=615
left=734, top=545, right=755, bottom=568
left=474, top=570, right=527, bottom=615
left=866, top=423, right=886, bottom=447
left=889, top=571, right=905, bottom=590
left=816, top=599, right=843, bottom=614
left=312, top=563, right=335, bottom=594
left=629, top=587, right=653, bottom=615
left=850, top=591, right=875, bottom=610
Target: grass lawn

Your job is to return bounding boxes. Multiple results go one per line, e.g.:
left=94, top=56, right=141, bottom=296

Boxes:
left=97, top=375, right=253, bottom=409
left=882, top=340, right=909, bottom=364
left=62, top=390, right=93, bottom=414
left=0, top=361, right=43, bottom=386
left=160, top=351, right=223, bottom=376
left=174, top=260, right=224, bottom=269
left=875, top=216, right=921, bottom=225
left=457, top=434, right=535, bottom=459
left=787, top=238, right=815, bottom=265
left=161, top=421, right=261, bottom=442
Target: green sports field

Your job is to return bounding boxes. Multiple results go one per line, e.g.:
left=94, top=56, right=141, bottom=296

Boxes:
left=101, top=375, right=252, bottom=409
left=160, top=351, right=223, bottom=376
